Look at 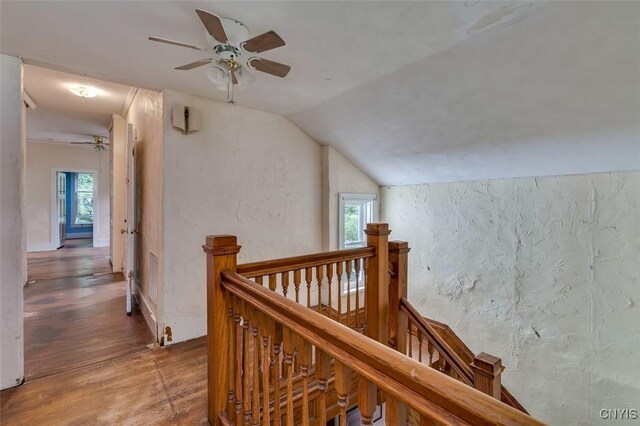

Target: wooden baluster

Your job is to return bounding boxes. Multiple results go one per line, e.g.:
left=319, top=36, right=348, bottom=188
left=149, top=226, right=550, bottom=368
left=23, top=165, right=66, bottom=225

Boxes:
left=363, top=258, right=368, bottom=333
left=345, top=259, right=352, bottom=328
left=293, top=269, right=301, bottom=303
left=471, top=353, right=503, bottom=400
left=408, top=321, right=413, bottom=359
left=251, top=308, right=260, bottom=425
left=358, top=378, right=377, bottom=425
left=259, top=315, right=273, bottom=426
left=364, top=223, right=391, bottom=345
left=315, top=349, right=331, bottom=426
left=268, top=274, right=277, bottom=293
left=316, top=265, right=324, bottom=313
left=282, top=328, right=295, bottom=426
left=386, top=394, right=408, bottom=426
left=418, top=330, right=423, bottom=363
left=355, top=257, right=361, bottom=331
left=336, top=262, right=343, bottom=323
left=326, top=263, right=334, bottom=319
left=335, top=361, right=350, bottom=426
left=305, top=268, right=313, bottom=307
left=234, top=297, right=244, bottom=424
left=255, top=276, right=263, bottom=286
left=227, top=295, right=237, bottom=419
left=242, top=302, right=252, bottom=426
left=298, top=338, right=312, bottom=426
left=272, top=323, right=283, bottom=424
left=203, top=235, right=240, bottom=423
left=427, top=341, right=435, bottom=367
left=281, top=271, right=289, bottom=299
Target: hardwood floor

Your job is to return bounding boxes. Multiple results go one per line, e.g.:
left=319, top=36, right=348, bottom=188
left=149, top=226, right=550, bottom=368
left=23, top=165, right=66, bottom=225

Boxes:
left=0, top=244, right=208, bottom=425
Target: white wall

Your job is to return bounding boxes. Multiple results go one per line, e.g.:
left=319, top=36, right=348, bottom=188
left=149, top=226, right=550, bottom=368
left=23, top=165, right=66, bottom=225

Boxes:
left=110, top=114, right=127, bottom=272
left=25, top=141, right=110, bottom=251
left=125, top=89, right=164, bottom=341
left=0, top=54, right=26, bottom=389
left=321, top=146, right=379, bottom=251
left=161, top=90, right=323, bottom=344
left=381, top=171, right=640, bottom=425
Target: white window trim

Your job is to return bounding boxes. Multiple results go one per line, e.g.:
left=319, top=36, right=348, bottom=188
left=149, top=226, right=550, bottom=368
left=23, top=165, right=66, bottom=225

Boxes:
left=338, top=193, right=378, bottom=250
left=338, top=193, right=378, bottom=295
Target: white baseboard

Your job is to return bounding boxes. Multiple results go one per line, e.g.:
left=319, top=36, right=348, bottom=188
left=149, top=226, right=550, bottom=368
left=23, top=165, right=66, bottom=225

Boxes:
left=27, top=242, right=56, bottom=252
left=93, top=238, right=109, bottom=248
left=133, top=289, right=158, bottom=341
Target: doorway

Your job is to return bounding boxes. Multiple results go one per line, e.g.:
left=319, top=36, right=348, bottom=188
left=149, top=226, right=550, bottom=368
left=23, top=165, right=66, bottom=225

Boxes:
left=52, top=169, right=98, bottom=248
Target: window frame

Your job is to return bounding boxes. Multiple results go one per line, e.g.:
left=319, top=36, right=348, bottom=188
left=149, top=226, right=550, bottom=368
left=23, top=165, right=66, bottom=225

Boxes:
left=338, top=193, right=378, bottom=295
left=71, top=172, right=94, bottom=227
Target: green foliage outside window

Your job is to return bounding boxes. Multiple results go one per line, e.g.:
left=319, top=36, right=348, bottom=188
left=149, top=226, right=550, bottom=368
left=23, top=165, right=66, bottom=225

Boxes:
left=344, top=205, right=360, bottom=243
left=75, top=173, right=93, bottom=224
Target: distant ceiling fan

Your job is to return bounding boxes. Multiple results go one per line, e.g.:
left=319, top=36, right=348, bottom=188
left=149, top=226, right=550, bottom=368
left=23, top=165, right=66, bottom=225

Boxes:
left=70, top=136, right=109, bottom=151
left=149, top=9, right=291, bottom=104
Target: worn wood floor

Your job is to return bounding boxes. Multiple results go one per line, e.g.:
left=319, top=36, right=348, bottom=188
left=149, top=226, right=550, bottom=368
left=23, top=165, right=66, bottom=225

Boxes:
left=0, top=242, right=208, bottom=425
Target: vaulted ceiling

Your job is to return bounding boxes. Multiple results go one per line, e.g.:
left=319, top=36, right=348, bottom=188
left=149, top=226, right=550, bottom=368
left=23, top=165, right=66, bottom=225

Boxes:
left=2, top=1, right=638, bottom=184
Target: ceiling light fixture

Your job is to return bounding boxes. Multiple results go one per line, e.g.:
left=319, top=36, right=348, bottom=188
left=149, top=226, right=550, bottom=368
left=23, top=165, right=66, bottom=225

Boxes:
left=69, top=86, right=98, bottom=98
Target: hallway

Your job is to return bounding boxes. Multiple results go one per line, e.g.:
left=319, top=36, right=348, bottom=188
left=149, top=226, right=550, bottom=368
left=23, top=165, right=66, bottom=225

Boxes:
left=0, top=243, right=208, bottom=425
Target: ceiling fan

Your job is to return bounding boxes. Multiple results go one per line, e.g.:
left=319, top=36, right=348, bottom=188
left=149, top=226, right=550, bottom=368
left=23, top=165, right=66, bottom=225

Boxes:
left=70, top=136, right=110, bottom=151
left=149, top=9, right=291, bottom=104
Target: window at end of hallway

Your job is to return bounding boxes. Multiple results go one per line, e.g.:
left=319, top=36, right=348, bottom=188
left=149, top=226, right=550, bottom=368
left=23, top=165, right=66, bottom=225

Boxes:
left=74, top=173, right=94, bottom=225
left=338, top=193, right=378, bottom=250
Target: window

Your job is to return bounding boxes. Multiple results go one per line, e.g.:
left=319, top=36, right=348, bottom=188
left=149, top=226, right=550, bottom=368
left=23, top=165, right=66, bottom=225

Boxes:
left=338, top=193, right=378, bottom=249
left=73, top=173, right=94, bottom=225
left=338, top=193, right=378, bottom=294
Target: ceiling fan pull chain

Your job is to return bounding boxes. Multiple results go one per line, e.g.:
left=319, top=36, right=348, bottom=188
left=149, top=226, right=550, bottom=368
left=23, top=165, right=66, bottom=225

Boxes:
left=227, top=69, right=234, bottom=104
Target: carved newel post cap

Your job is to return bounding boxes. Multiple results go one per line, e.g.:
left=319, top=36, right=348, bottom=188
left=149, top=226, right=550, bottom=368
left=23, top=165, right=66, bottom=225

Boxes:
left=471, top=352, right=503, bottom=377
left=364, top=223, right=392, bottom=236
left=203, top=235, right=241, bottom=256
left=389, top=240, right=411, bottom=254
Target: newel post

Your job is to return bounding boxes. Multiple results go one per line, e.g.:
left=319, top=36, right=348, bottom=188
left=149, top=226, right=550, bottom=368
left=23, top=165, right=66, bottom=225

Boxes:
left=471, top=352, right=503, bottom=400
left=365, top=223, right=391, bottom=346
left=203, top=235, right=241, bottom=424
left=388, top=241, right=410, bottom=351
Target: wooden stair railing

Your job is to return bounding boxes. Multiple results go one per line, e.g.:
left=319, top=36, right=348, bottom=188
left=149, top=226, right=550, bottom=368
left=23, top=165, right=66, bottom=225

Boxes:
left=204, top=225, right=543, bottom=425
left=218, top=268, right=543, bottom=425
left=388, top=241, right=527, bottom=414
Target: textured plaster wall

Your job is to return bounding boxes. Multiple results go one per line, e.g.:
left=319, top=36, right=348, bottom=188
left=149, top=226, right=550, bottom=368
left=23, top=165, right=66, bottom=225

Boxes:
left=381, top=171, right=640, bottom=424
left=161, top=90, right=323, bottom=344
left=126, top=89, right=163, bottom=340
left=321, top=145, right=379, bottom=251
left=109, top=114, right=127, bottom=272
left=25, top=141, right=110, bottom=251
left=0, top=54, right=25, bottom=389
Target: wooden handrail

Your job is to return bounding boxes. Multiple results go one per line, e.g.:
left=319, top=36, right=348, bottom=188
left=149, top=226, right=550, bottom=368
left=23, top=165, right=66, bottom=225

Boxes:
left=237, top=246, right=375, bottom=278
left=221, top=271, right=544, bottom=426
left=400, top=297, right=474, bottom=384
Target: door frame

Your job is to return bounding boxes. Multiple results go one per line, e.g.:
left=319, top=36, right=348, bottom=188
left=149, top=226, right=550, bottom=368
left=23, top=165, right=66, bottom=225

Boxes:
left=50, top=167, right=99, bottom=249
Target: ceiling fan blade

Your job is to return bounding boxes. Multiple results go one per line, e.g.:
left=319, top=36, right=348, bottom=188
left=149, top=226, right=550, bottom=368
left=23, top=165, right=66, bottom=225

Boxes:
left=148, top=36, right=207, bottom=51
left=70, top=142, right=92, bottom=145
left=175, top=59, right=212, bottom=70
left=196, top=9, right=228, bottom=43
left=247, top=58, right=291, bottom=78
left=242, top=31, right=285, bottom=53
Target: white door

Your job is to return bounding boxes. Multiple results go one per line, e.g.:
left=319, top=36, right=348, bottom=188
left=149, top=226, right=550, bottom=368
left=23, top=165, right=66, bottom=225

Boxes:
left=57, top=172, right=67, bottom=248
left=124, top=124, right=137, bottom=314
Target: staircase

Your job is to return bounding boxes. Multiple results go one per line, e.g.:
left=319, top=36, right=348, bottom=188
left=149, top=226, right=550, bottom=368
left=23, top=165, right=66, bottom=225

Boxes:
left=203, top=224, right=544, bottom=425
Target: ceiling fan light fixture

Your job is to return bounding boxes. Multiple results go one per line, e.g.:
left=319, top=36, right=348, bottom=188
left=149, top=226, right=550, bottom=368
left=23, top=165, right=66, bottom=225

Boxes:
left=69, top=85, right=98, bottom=98
left=207, top=65, right=228, bottom=89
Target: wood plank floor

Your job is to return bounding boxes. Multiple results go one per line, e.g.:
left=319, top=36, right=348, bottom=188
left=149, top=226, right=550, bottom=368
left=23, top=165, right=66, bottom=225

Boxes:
left=1, top=242, right=208, bottom=425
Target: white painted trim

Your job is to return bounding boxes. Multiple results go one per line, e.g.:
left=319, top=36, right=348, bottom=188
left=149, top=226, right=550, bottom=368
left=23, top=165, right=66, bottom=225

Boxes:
left=50, top=168, right=100, bottom=249
left=94, top=238, right=110, bottom=247
left=133, top=286, right=158, bottom=341
left=26, top=242, right=56, bottom=253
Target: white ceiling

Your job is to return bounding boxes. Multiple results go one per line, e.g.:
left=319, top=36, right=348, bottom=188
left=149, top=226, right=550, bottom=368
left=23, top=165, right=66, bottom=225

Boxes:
left=2, top=1, right=638, bottom=184
left=23, top=65, right=133, bottom=143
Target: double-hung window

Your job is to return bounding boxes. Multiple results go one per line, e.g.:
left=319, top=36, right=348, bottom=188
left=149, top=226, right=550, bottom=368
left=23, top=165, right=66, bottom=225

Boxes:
left=338, top=193, right=378, bottom=293
left=73, top=173, right=94, bottom=226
